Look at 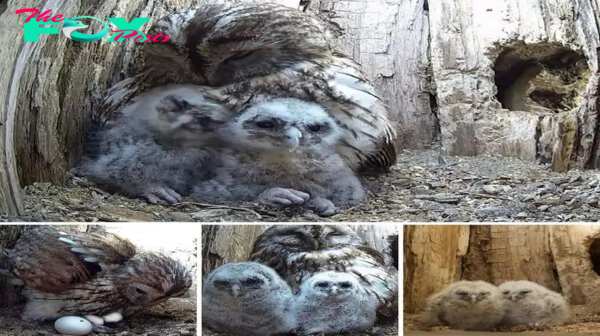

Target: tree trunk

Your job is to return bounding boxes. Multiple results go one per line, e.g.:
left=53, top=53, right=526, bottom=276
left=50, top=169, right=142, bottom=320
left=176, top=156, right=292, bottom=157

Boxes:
left=403, top=225, right=469, bottom=313
left=306, top=0, right=438, bottom=149
left=549, top=225, right=600, bottom=306
left=428, top=0, right=600, bottom=171
left=0, top=225, right=30, bottom=307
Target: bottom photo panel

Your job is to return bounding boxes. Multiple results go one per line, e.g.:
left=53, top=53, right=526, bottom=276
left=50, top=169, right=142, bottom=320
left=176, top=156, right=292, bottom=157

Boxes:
left=201, top=224, right=399, bottom=336
left=404, top=224, right=600, bottom=335
left=0, top=224, right=197, bottom=336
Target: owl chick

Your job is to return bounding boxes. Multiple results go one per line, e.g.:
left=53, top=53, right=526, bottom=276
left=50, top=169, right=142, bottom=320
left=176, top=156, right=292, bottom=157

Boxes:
left=202, top=262, right=296, bottom=336
left=249, top=225, right=398, bottom=317
left=102, top=2, right=397, bottom=174
left=77, top=84, right=230, bottom=204
left=295, top=271, right=378, bottom=335
left=1, top=226, right=192, bottom=326
left=191, top=98, right=365, bottom=216
left=498, top=280, right=570, bottom=327
left=420, top=280, right=506, bottom=331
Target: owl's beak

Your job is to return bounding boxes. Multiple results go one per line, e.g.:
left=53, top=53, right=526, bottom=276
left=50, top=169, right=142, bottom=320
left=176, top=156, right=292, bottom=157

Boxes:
left=510, top=294, right=518, bottom=301
left=284, top=127, right=302, bottom=152
left=469, top=294, right=478, bottom=303
left=330, top=285, right=338, bottom=295
left=230, top=284, right=241, bottom=297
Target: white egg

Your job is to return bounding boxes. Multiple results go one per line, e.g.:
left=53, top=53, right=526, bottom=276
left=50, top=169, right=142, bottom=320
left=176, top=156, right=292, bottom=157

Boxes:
left=54, top=316, right=93, bottom=335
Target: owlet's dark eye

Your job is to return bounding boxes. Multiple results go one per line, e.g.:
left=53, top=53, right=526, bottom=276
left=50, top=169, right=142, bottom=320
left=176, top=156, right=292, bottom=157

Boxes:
left=339, top=282, right=352, bottom=288
left=316, top=282, right=329, bottom=288
left=135, top=288, right=146, bottom=294
left=456, top=291, right=468, bottom=295
left=256, top=121, right=275, bottom=129
left=307, top=124, right=321, bottom=132
left=243, top=277, right=261, bottom=285
left=225, top=50, right=256, bottom=62
left=502, top=290, right=509, bottom=295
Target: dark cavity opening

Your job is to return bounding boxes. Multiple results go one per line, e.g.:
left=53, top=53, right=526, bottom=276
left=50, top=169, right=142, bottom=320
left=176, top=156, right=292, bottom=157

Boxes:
left=493, top=42, right=588, bottom=113
left=590, top=238, right=600, bottom=276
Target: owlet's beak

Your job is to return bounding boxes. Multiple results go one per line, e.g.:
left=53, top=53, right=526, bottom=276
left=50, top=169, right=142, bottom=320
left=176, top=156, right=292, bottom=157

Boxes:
left=284, top=127, right=302, bottom=152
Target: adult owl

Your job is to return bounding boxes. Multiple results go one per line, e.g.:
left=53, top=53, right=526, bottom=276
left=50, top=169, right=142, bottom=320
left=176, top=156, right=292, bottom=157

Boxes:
left=1, top=226, right=192, bottom=329
left=248, top=225, right=398, bottom=317
left=103, top=2, right=397, bottom=174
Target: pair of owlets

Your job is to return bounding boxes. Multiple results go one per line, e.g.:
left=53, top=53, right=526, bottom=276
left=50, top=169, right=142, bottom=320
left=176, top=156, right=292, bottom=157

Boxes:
left=203, top=225, right=398, bottom=336
left=0, top=226, right=192, bottom=332
left=76, top=2, right=399, bottom=216
left=421, top=280, right=570, bottom=331
left=78, top=87, right=364, bottom=216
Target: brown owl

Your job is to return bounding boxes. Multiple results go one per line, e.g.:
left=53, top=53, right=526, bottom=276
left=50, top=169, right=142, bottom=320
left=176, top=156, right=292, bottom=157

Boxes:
left=1, top=226, right=192, bottom=328
left=102, top=2, right=397, bottom=174
left=248, top=225, right=398, bottom=317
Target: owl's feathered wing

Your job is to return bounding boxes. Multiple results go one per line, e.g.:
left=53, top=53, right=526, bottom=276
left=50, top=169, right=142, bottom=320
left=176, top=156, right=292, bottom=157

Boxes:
left=100, top=3, right=397, bottom=173
left=3, top=226, right=136, bottom=293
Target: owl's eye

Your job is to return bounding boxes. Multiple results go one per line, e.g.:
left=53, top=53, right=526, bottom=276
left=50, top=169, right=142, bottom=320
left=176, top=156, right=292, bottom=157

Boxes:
left=135, top=287, right=146, bottom=294
left=480, top=291, right=489, bottom=295
left=214, top=280, right=229, bottom=287
left=307, top=124, right=321, bottom=132
left=316, top=282, right=329, bottom=288
left=256, top=121, right=275, bottom=129
left=242, top=277, right=262, bottom=286
left=197, top=116, right=212, bottom=128
left=456, top=291, right=468, bottom=296
left=520, top=290, right=532, bottom=294
left=339, top=282, right=352, bottom=288
left=502, top=290, right=509, bottom=295
left=225, top=50, right=257, bottom=63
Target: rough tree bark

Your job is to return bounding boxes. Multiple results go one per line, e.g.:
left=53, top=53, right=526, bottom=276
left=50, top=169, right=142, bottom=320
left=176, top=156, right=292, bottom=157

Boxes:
left=405, top=225, right=600, bottom=313
left=428, top=0, right=600, bottom=171
left=403, top=225, right=469, bottom=313
left=0, top=225, right=29, bottom=307
left=201, top=224, right=399, bottom=275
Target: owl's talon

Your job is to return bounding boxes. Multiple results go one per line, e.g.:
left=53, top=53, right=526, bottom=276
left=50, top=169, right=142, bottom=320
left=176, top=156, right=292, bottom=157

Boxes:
left=307, top=198, right=338, bottom=216
left=258, top=188, right=309, bottom=205
left=142, top=186, right=182, bottom=205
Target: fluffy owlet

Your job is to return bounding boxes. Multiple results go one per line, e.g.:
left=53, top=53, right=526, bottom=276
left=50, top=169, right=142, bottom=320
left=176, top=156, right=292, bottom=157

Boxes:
left=248, top=225, right=398, bottom=317
left=498, top=280, right=570, bottom=327
left=103, top=2, right=397, bottom=174
left=191, top=98, right=365, bottom=216
left=202, top=262, right=296, bottom=336
left=77, top=84, right=230, bottom=204
left=1, top=226, right=192, bottom=327
left=295, top=271, right=378, bottom=335
left=420, top=280, right=506, bottom=331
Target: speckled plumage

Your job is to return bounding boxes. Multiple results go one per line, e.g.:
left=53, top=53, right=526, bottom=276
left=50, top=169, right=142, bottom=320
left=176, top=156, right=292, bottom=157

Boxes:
left=248, top=225, right=398, bottom=317
left=202, top=262, right=296, bottom=336
left=1, top=226, right=192, bottom=325
left=191, top=98, right=365, bottom=216
left=77, top=84, right=229, bottom=204
left=295, top=271, right=378, bottom=335
left=420, top=280, right=506, bottom=331
left=498, top=280, right=570, bottom=327
left=102, top=2, right=397, bottom=174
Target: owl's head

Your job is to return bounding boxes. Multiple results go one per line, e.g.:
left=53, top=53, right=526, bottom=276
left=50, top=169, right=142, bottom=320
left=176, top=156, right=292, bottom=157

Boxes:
left=253, top=225, right=364, bottom=254
left=204, top=262, right=286, bottom=299
left=147, top=3, right=333, bottom=86
left=124, top=85, right=231, bottom=147
left=448, top=281, right=499, bottom=305
left=217, top=98, right=342, bottom=154
left=301, top=272, right=360, bottom=299
left=498, top=280, right=545, bottom=302
left=118, top=253, right=192, bottom=307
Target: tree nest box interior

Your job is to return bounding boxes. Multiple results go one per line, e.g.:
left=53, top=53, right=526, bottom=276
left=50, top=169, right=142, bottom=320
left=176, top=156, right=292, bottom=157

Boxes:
left=493, top=42, right=589, bottom=113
